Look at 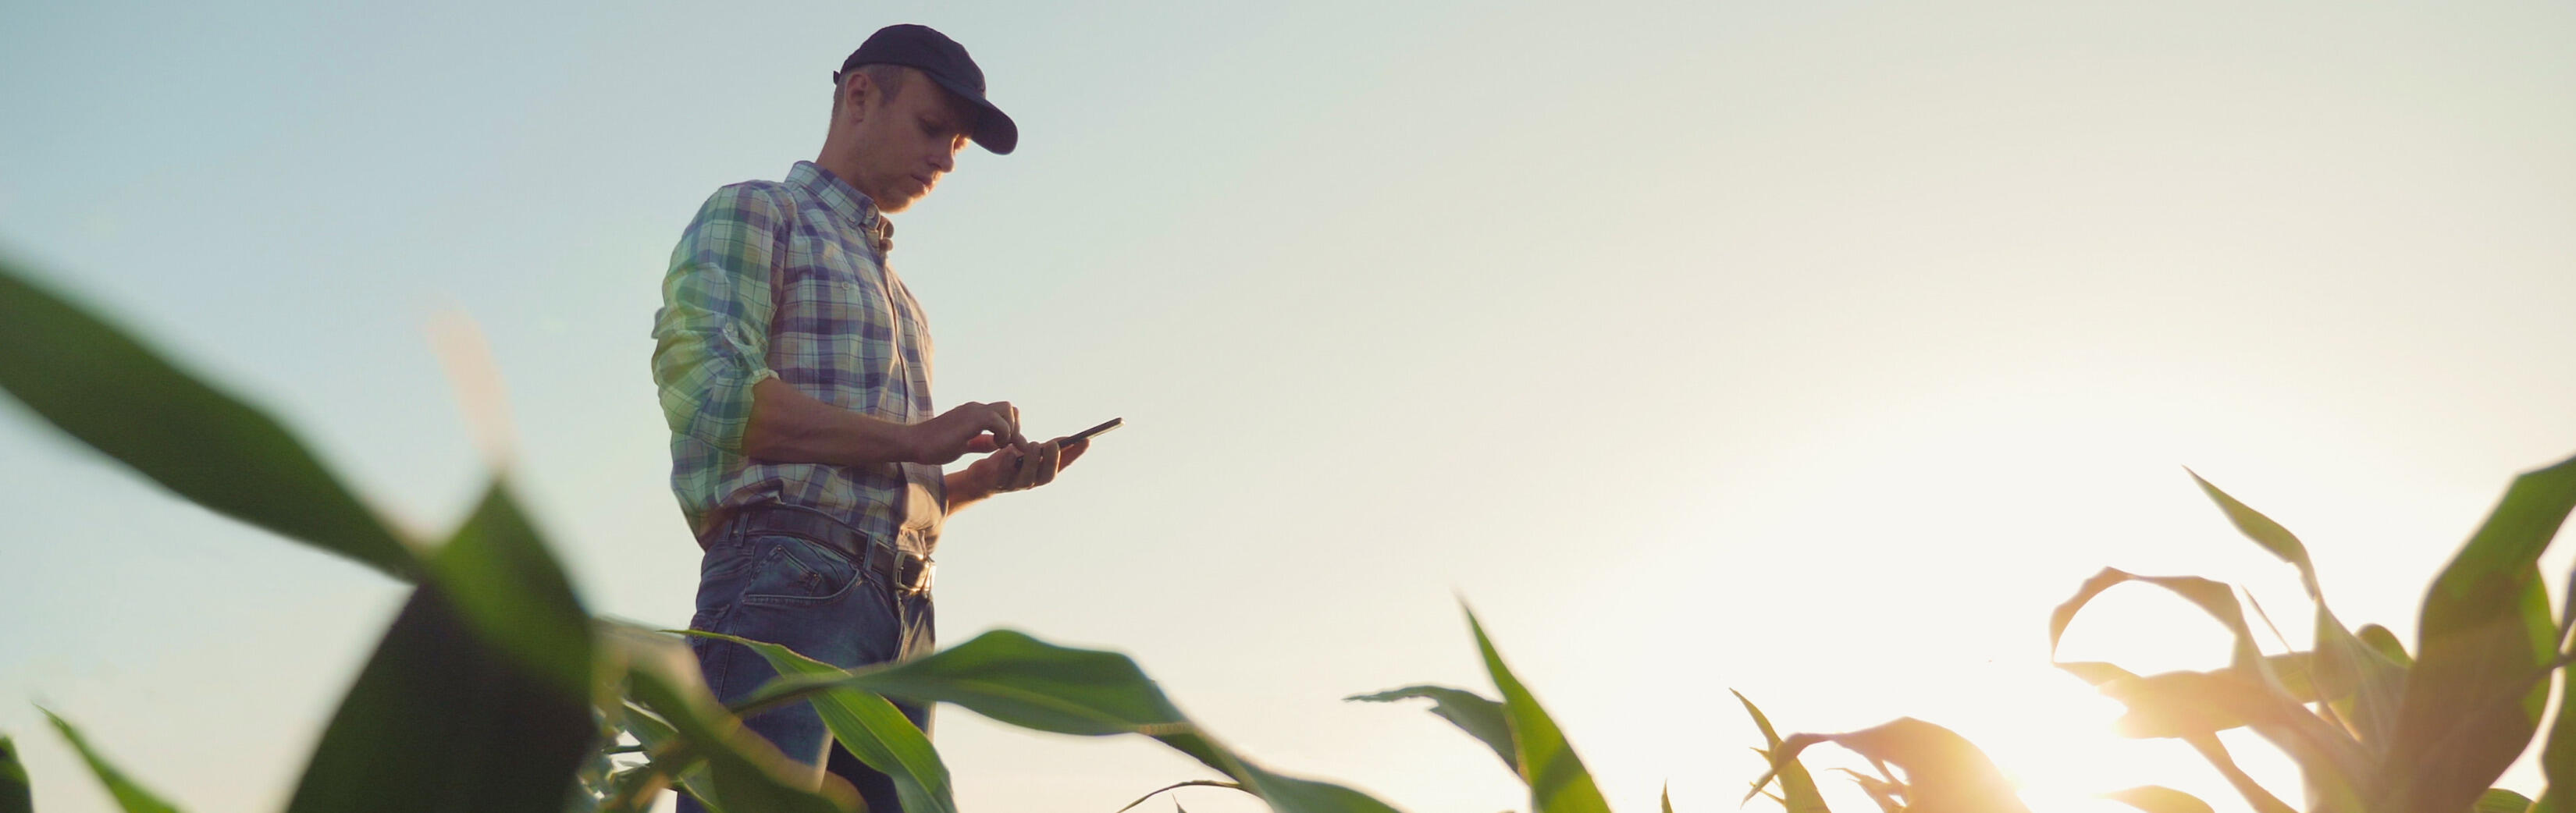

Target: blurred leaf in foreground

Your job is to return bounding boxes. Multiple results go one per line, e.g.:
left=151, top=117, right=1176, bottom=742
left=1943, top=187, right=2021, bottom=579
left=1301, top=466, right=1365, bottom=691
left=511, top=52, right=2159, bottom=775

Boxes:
left=40, top=708, right=180, bottom=813
left=0, top=255, right=415, bottom=579
left=0, top=734, right=27, bottom=813
left=283, top=485, right=596, bottom=813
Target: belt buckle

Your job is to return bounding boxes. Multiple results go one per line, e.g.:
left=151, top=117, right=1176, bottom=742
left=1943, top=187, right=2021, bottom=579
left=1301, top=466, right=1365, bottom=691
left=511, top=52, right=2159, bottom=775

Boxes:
left=899, top=555, right=935, bottom=595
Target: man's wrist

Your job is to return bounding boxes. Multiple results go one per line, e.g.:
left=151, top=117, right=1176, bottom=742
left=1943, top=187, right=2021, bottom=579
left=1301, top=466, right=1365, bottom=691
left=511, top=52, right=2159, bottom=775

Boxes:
left=888, top=423, right=923, bottom=464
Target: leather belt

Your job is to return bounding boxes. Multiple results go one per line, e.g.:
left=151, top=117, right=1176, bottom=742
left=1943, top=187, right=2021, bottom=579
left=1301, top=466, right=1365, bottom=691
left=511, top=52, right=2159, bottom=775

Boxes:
left=715, top=506, right=934, bottom=596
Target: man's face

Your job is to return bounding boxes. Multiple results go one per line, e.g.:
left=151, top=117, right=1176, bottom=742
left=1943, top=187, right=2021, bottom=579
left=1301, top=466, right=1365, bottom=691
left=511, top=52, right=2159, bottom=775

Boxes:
left=847, top=70, right=975, bottom=214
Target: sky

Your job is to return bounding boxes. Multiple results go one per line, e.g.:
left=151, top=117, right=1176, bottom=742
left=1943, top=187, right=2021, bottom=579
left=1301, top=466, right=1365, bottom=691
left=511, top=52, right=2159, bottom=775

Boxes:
left=3, top=1, right=2574, bottom=811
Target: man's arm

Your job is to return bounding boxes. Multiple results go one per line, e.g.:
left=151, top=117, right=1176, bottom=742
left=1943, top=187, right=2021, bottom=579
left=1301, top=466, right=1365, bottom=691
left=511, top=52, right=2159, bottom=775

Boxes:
left=651, top=185, right=1026, bottom=469
left=742, top=378, right=1026, bottom=467
left=650, top=186, right=786, bottom=457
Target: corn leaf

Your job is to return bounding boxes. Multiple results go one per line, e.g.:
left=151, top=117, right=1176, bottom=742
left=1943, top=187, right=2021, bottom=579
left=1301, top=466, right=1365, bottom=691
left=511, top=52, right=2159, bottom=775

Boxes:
left=2190, top=472, right=2408, bottom=746
left=2477, top=788, right=2536, bottom=813
left=2051, top=568, right=2264, bottom=669
left=1732, top=691, right=1829, bottom=813
left=0, top=257, right=415, bottom=579
left=685, top=631, right=957, bottom=813
left=1347, top=685, right=1515, bottom=772
left=2103, top=785, right=2213, bottom=813
left=2179, top=734, right=2295, bottom=813
left=2386, top=454, right=2576, bottom=813
left=1112, top=780, right=1246, bottom=813
left=623, top=663, right=857, bottom=813
left=734, top=629, right=1404, bottom=813
left=1467, top=609, right=1611, bottom=813
left=600, top=623, right=859, bottom=813
left=1750, top=718, right=2029, bottom=813
left=0, top=734, right=27, bottom=813
left=2188, top=470, right=2315, bottom=584
left=283, top=486, right=596, bottom=813
left=2048, top=567, right=2369, bottom=804
left=39, top=710, right=180, bottom=813
left=2535, top=656, right=2576, bottom=812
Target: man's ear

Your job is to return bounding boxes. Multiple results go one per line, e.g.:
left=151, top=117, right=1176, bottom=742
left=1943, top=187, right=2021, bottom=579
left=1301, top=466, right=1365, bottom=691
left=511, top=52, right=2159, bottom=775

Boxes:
left=838, top=73, right=870, bottom=124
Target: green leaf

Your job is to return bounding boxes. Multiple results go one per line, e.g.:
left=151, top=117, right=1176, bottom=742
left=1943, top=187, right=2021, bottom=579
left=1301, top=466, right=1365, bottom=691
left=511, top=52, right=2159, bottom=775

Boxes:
left=1751, top=718, right=2029, bottom=813
left=2179, top=735, right=2295, bottom=813
left=39, top=710, right=180, bottom=813
left=685, top=631, right=957, bottom=813
left=2047, top=567, right=2368, bottom=804
left=282, top=581, right=596, bottom=813
left=2188, top=469, right=2314, bottom=583
left=2476, top=788, right=2536, bottom=813
left=1468, top=608, right=1610, bottom=813
left=2102, top=785, right=2213, bottom=813
left=284, top=485, right=597, bottom=813
left=424, top=484, right=594, bottom=696
left=2190, top=472, right=2407, bottom=745
left=1347, top=685, right=1516, bottom=772
left=2357, top=624, right=2412, bottom=666
left=2050, top=568, right=2262, bottom=669
left=731, top=629, right=1401, bottom=813
left=606, top=627, right=858, bottom=813
left=1112, top=780, right=1246, bottom=813
left=1731, top=691, right=1828, bottom=813
left=2386, top=454, right=2576, bottom=813
left=0, top=734, right=28, bottom=813
left=2535, top=655, right=2576, bottom=812
left=0, top=257, right=415, bottom=579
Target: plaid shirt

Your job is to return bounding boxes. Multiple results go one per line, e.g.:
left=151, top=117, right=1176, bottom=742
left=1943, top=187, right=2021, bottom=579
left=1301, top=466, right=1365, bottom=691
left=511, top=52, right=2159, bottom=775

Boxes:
left=650, top=162, right=944, bottom=552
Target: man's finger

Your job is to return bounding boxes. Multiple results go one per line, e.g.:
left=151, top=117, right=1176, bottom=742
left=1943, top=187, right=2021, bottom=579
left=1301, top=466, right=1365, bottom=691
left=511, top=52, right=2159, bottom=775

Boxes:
left=1033, top=442, right=1061, bottom=487
left=1010, top=442, right=1042, bottom=490
left=966, top=435, right=999, bottom=454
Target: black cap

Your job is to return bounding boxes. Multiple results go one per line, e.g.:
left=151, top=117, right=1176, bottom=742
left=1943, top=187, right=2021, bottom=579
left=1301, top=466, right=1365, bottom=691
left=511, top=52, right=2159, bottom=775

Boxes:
left=836, top=24, right=1018, bottom=155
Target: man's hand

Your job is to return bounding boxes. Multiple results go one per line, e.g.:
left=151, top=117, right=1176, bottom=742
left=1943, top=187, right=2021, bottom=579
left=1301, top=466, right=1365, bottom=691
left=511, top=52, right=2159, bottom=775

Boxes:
left=989, top=435, right=1091, bottom=492
left=904, top=401, right=1025, bottom=464
left=945, top=435, right=1091, bottom=514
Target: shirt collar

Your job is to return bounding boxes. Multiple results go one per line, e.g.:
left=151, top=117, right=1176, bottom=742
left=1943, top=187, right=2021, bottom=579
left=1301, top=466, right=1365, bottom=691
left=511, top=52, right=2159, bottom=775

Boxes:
left=788, top=162, right=895, bottom=251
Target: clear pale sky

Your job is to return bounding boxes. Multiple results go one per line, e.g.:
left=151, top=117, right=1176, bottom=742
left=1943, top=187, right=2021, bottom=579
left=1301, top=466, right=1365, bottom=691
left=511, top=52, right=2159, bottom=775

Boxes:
left=5, top=2, right=2574, bottom=811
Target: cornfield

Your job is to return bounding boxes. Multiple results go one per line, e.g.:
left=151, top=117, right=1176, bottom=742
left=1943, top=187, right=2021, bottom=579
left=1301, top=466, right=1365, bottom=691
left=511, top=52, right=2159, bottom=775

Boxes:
left=5, top=252, right=2575, bottom=813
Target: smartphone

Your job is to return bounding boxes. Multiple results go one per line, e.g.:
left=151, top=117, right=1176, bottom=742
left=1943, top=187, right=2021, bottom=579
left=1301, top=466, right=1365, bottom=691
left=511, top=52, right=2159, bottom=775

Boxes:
left=1063, top=417, right=1123, bottom=445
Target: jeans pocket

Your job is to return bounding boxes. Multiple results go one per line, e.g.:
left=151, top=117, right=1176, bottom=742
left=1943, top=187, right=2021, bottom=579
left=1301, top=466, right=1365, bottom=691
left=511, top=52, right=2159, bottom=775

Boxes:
left=738, top=534, right=861, bottom=607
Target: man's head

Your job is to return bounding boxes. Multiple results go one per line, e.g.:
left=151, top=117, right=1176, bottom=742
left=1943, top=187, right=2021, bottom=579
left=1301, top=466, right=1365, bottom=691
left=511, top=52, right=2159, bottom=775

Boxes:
left=815, top=25, right=1017, bottom=215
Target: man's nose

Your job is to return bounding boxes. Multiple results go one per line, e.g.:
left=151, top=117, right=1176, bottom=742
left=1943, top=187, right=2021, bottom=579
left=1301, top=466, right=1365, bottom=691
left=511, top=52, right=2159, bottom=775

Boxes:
left=929, top=147, right=955, bottom=173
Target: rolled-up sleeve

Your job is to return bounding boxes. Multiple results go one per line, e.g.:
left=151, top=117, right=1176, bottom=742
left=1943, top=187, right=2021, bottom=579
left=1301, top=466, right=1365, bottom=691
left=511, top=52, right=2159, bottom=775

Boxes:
left=651, top=186, right=783, bottom=453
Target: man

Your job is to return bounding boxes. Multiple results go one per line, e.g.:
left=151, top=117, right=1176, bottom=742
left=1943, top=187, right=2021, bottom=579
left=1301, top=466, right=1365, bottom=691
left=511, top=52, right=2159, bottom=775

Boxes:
left=649, top=23, right=1083, bottom=812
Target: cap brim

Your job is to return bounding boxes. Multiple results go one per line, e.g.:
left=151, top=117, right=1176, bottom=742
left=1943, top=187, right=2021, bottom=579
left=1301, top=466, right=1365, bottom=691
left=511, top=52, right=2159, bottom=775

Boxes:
left=923, top=73, right=1017, bottom=155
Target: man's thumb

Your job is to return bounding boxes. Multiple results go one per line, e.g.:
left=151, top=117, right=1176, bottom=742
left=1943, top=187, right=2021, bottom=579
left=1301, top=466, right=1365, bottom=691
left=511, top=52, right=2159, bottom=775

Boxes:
left=965, top=435, right=1000, bottom=454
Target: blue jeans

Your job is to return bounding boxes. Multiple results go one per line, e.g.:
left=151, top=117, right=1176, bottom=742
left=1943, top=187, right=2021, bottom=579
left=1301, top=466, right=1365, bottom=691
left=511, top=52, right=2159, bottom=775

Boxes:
left=675, top=512, right=937, bottom=813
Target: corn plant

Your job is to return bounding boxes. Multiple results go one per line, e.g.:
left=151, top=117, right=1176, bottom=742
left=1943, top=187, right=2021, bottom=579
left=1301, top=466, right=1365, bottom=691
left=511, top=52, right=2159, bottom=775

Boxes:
left=16, top=244, right=2576, bottom=813
left=0, top=254, right=1407, bottom=813
left=1713, top=458, right=2576, bottom=813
